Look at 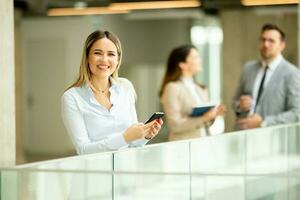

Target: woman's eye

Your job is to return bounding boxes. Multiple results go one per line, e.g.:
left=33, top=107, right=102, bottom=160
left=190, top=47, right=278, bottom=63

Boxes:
left=109, top=53, right=116, bottom=57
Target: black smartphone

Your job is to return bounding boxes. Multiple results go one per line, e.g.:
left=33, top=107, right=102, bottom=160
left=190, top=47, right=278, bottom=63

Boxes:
left=145, top=112, right=164, bottom=124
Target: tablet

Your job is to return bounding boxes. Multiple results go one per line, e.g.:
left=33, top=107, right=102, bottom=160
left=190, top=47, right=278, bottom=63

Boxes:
left=190, top=105, right=215, bottom=117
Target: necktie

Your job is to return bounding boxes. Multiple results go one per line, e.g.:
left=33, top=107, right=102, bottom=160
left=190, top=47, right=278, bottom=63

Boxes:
left=254, top=66, right=268, bottom=112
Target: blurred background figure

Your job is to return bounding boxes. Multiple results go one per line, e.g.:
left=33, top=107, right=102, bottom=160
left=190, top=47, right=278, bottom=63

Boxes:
left=160, top=45, right=226, bottom=141
left=233, top=24, right=300, bottom=130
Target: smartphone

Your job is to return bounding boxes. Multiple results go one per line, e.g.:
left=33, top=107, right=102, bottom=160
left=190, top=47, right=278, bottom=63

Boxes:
left=145, top=112, right=164, bottom=124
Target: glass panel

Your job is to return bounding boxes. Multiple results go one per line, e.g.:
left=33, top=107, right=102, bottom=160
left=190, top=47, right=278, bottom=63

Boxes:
left=205, top=176, right=244, bottom=200
left=1, top=170, right=112, bottom=200
left=191, top=176, right=206, bottom=200
left=191, top=133, right=245, bottom=174
left=1, top=171, right=18, bottom=200
left=288, top=177, right=300, bottom=200
left=288, top=125, right=300, bottom=176
left=114, top=174, right=190, bottom=200
left=246, top=176, right=288, bottom=200
left=246, top=127, right=287, bottom=174
left=19, top=152, right=113, bottom=172
left=113, top=142, right=190, bottom=173
left=2, top=123, right=300, bottom=200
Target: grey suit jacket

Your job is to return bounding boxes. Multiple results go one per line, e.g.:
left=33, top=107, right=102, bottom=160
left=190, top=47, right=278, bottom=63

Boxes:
left=233, top=58, right=300, bottom=126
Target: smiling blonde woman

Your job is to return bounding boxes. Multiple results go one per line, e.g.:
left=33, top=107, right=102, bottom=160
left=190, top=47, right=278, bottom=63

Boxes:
left=62, top=30, right=163, bottom=154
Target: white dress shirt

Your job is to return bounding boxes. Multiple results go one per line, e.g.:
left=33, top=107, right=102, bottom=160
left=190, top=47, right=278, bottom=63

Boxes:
left=250, top=54, right=282, bottom=114
left=61, top=77, right=147, bottom=155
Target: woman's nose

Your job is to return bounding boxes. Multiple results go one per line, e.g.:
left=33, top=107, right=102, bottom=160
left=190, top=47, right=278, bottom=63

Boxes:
left=99, top=54, right=108, bottom=62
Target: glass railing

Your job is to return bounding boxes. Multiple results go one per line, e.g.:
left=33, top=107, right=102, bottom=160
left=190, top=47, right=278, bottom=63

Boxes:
left=1, top=123, right=300, bottom=200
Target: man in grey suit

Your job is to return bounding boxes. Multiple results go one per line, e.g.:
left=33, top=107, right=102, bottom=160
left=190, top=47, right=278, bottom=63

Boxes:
left=233, top=24, right=300, bottom=130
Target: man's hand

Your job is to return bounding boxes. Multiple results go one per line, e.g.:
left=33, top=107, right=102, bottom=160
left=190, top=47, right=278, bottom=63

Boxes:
left=237, top=114, right=263, bottom=130
left=239, top=95, right=253, bottom=112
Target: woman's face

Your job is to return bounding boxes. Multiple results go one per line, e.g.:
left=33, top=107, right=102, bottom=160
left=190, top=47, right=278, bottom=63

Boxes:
left=88, top=38, right=119, bottom=80
left=180, top=48, right=202, bottom=75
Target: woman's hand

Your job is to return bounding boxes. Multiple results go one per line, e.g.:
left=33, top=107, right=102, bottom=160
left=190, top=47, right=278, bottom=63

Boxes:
left=144, top=118, right=163, bottom=140
left=201, top=107, right=218, bottom=123
left=216, top=104, right=227, bottom=116
left=123, top=119, right=163, bottom=143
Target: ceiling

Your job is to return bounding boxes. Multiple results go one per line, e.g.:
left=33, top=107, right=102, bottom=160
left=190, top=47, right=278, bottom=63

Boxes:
left=14, top=0, right=298, bottom=16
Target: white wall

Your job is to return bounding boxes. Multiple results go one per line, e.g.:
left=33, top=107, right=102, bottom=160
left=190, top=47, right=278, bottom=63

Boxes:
left=21, top=17, right=95, bottom=158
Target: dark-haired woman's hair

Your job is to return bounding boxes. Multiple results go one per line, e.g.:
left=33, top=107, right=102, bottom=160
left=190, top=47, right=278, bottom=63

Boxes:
left=159, top=45, right=196, bottom=97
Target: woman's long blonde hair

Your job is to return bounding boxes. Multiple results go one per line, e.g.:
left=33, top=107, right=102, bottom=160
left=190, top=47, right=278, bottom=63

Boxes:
left=67, top=30, right=122, bottom=90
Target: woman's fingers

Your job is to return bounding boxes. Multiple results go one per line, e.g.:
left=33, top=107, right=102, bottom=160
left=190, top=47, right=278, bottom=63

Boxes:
left=217, top=104, right=227, bottom=116
left=143, top=119, right=163, bottom=138
left=151, top=121, right=162, bottom=134
left=140, top=121, right=156, bottom=137
left=125, top=119, right=163, bottom=142
left=156, top=118, right=164, bottom=125
left=144, top=120, right=156, bottom=128
left=144, top=119, right=163, bottom=130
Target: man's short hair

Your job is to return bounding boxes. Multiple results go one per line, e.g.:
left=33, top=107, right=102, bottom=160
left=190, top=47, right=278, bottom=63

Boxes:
left=261, top=23, right=285, bottom=41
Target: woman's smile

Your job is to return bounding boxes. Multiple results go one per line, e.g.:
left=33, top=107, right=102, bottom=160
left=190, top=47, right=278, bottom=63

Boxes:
left=96, top=64, right=110, bottom=70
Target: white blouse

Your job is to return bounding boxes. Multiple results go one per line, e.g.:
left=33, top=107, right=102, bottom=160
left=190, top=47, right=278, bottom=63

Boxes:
left=61, top=77, right=147, bottom=155
left=181, top=77, right=204, bottom=105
